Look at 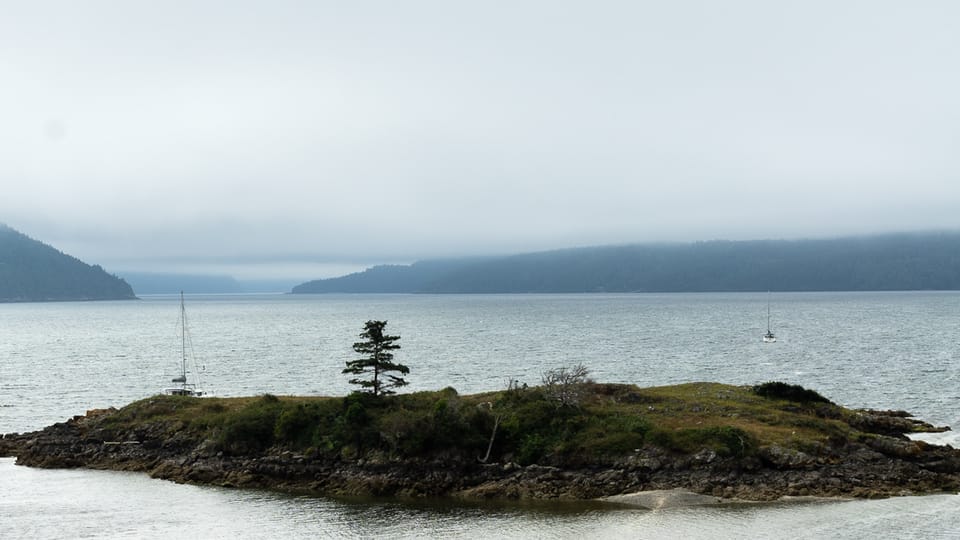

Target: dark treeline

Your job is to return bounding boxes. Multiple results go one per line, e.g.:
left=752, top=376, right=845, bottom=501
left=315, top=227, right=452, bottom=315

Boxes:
left=0, top=224, right=136, bottom=302
left=292, top=258, right=491, bottom=293
left=292, top=232, right=960, bottom=294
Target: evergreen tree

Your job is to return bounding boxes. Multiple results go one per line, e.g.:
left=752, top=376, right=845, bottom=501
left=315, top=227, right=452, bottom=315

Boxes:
left=343, top=320, right=408, bottom=396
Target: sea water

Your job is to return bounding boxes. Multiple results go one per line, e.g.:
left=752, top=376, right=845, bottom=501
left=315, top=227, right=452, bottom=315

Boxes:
left=1, top=292, right=959, bottom=538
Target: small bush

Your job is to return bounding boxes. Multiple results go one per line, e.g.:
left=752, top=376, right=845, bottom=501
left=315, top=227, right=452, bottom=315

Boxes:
left=201, top=402, right=227, bottom=414
left=219, top=398, right=284, bottom=455
left=752, top=382, right=833, bottom=405
left=496, top=394, right=595, bottom=465
left=498, top=397, right=569, bottom=440
left=378, top=408, right=432, bottom=454
left=321, top=394, right=378, bottom=452
left=344, top=401, right=368, bottom=425
left=307, top=390, right=494, bottom=457
left=517, top=433, right=552, bottom=465
left=575, top=414, right=651, bottom=457
left=541, top=363, right=593, bottom=408
left=274, top=403, right=321, bottom=447
left=647, top=426, right=755, bottom=457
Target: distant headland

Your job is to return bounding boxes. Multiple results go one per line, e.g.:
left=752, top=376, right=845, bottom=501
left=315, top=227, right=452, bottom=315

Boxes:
left=0, top=224, right=135, bottom=303
left=292, top=231, right=960, bottom=294
left=3, top=382, right=958, bottom=504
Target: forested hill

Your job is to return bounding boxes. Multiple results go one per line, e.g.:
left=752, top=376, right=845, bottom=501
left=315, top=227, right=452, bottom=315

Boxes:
left=292, top=232, right=960, bottom=294
left=292, top=259, right=490, bottom=294
left=0, top=224, right=136, bottom=302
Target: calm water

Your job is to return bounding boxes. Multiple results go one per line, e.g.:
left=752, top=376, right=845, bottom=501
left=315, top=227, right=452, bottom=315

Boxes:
left=2, top=292, right=959, bottom=538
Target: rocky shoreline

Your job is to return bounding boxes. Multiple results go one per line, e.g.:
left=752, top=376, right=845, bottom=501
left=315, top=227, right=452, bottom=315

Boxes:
left=3, top=404, right=960, bottom=504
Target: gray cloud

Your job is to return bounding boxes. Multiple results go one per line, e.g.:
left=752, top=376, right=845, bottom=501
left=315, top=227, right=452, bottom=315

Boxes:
left=2, top=1, right=959, bottom=279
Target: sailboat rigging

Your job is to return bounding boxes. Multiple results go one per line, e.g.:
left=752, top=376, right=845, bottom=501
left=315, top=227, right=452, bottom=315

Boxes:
left=164, top=292, right=205, bottom=396
left=763, top=292, right=777, bottom=343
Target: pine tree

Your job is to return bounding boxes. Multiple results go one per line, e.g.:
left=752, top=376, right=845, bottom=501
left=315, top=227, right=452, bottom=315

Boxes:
left=343, top=320, right=408, bottom=396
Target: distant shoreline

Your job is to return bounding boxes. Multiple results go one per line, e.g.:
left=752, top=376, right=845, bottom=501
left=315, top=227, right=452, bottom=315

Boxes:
left=291, top=233, right=960, bottom=294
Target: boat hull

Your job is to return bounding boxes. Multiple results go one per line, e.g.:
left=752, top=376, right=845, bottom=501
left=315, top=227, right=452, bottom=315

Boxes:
left=163, top=387, right=204, bottom=397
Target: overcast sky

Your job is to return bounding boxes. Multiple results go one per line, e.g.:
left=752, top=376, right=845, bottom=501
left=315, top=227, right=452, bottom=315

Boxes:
left=2, top=2, right=958, bottom=280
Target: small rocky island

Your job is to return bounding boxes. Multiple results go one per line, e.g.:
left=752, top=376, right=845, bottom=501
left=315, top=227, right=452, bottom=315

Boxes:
left=3, top=382, right=959, bottom=505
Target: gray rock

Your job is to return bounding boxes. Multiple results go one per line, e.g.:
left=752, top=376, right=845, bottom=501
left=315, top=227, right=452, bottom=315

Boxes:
left=759, top=445, right=816, bottom=469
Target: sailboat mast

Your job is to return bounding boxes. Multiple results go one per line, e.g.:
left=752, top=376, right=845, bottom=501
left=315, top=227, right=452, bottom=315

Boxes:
left=165, top=291, right=203, bottom=396
left=766, top=293, right=771, bottom=332
left=180, top=291, right=187, bottom=386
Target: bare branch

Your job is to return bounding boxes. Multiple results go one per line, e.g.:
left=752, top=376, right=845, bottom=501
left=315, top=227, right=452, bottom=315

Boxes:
left=541, top=363, right=593, bottom=408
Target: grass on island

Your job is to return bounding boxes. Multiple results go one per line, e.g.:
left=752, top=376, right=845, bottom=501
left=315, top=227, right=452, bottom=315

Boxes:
left=92, top=380, right=889, bottom=467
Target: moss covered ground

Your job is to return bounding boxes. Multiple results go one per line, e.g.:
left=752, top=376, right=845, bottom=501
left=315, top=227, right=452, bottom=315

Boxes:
left=93, top=381, right=926, bottom=469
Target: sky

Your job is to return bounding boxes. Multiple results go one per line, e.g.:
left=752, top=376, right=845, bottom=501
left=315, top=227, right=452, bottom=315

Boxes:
left=2, top=1, right=959, bottom=280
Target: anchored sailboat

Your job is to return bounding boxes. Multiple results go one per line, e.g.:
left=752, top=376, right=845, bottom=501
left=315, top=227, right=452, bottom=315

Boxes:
left=763, top=292, right=777, bottom=343
left=164, top=292, right=205, bottom=396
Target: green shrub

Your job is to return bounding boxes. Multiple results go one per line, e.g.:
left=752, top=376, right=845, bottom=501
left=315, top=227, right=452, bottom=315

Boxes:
left=575, top=414, right=651, bottom=456
left=344, top=401, right=368, bottom=425
left=311, top=392, right=391, bottom=454
left=353, top=390, right=493, bottom=458
left=517, top=433, right=552, bottom=465
left=752, top=382, right=833, bottom=405
left=496, top=384, right=543, bottom=409
left=274, top=403, right=321, bottom=447
left=499, top=396, right=565, bottom=435
left=428, top=394, right=490, bottom=452
left=201, top=401, right=227, bottom=414
left=647, top=425, right=754, bottom=457
left=219, top=396, right=284, bottom=455
left=496, top=394, right=591, bottom=465
left=378, top=408, right=433, bottom=454
left=432, top=398, right=449, bottom=417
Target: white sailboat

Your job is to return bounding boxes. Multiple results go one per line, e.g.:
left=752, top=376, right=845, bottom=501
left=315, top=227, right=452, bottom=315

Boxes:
left=763, top=292, right=777, bottom=343
left=164, top=292, right=205, bottom=396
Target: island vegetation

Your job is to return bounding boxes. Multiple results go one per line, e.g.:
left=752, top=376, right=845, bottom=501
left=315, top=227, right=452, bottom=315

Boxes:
left=343, top=320, right=409, bottom=396
left=292, top=231, right=960, bottom=294
left=4, top=378, right=957, bottom=503
left=0, top=224, right=135, bottom=302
